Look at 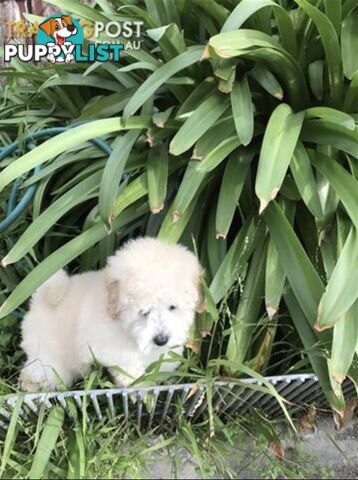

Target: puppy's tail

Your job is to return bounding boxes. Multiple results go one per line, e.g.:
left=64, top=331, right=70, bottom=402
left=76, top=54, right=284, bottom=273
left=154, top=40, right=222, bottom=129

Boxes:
left=33, top=270, right=70, bottom=307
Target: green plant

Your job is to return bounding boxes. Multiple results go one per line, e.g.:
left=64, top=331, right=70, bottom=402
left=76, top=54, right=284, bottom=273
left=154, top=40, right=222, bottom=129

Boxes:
left=0, top=0, right=357, bottom=420
left=0, top=397, right=337, bottom=479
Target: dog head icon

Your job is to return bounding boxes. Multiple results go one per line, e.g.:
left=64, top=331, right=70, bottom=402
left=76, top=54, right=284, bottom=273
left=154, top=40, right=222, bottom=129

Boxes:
left=39, top=15, right=77, bottom=45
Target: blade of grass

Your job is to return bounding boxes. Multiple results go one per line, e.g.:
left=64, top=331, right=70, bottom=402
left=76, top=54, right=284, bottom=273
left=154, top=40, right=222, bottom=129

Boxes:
left=212, top=360, right=296, bottom=431
left=29, top=406, right=65, bottom=480
left=0, top=396, right=24, bottom=477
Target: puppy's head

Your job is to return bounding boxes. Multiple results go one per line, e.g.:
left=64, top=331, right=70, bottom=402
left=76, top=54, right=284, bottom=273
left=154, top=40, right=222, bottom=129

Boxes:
left=39, top=16, right=77, bottom=44
left=105, top=237, right=204, bottom=354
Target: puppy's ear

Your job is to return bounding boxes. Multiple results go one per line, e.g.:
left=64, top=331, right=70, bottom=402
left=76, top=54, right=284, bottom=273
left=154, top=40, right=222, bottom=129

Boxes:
left=39, top=18, right=55, bottom=36
left=105, top=272, right=120, bottom=319
left=61, top=15, right=73, bottom=26
left=195, top=269, right=206, bottom=313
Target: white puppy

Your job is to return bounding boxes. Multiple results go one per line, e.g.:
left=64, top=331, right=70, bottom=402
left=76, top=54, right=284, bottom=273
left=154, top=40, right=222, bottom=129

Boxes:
left=20, top=237, right=203, bottom=392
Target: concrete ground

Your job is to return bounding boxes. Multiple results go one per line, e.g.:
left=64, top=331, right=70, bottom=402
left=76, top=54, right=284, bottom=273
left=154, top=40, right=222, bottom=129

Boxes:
left=144, top=416, right=358, bottom=479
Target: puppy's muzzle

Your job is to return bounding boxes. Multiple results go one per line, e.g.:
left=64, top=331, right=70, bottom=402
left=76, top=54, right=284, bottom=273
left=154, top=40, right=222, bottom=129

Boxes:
left=153, top=334, right=169, bottom=347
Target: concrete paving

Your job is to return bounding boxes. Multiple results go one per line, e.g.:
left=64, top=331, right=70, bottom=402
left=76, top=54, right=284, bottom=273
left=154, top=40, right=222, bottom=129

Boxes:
left=144, top=416, right=358, bottom=479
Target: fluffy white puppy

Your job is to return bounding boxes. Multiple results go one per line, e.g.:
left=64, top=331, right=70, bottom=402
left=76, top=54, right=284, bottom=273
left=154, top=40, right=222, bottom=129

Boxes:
left=20, top=237, right=203, bottom=392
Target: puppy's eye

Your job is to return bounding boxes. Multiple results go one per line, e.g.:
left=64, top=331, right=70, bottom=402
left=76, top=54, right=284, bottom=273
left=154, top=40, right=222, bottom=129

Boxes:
left=169, top=305, right=177, bottom=311
left=139, top=310, right=150, bottom=317
left=55, top=25, right=60, bottom=29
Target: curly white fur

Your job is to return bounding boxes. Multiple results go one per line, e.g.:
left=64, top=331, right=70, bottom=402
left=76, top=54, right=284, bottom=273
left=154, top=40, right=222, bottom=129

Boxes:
left=20, top=237, right=203, bottom=391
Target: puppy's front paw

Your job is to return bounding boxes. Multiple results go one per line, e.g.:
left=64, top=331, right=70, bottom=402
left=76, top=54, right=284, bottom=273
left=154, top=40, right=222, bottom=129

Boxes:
left=20, top=362, right=61, bottom=392
left=113, top=374, right=132, bottom=388
left=110, top=367, right=144, bottom=388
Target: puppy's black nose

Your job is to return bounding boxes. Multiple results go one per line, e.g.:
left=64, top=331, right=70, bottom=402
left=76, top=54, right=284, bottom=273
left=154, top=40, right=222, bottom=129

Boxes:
left=67, top=24, right=75, bottom=32
left=153, top=334, right=169, bottom=346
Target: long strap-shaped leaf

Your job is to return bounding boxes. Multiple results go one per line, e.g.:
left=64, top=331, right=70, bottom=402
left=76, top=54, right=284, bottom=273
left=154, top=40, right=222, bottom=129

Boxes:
left=249, top=64, right=283, bottom=100
left=197, top=136, right=241, bottom=172
left=301, top=120, right=358, bottom=158
left=170, top=93, right=229, bottom=155
left=210, top=215, right=261, bottom=303
left=285, top=292, right=345, bottom=414
left=0, top=396, right=23, bottom=477
left=244, top=47, right=309, bottom=109
left=295, top=0, right=344, bottom=106
left=290, top=142, right=324, bottom=219
left=215, top=148, right=254, bottom=238
left=311, top=151, right=358, bottom=229
left=225, top=238, right=266, bottom=367
left=2, top=171, right=102, bottom=267
left=123, top=46, right=203, bottom=119
left=329, top=214, right=358, bottom=387
left=205, top=30, right=309, bottom=108
left=147, top=142, right=169, bottom=214
left=255, top=104, right=304, bottom=213
left=0, top=117, right=151, bottom=193
left=264, top=202, right=324, bottom=325
left=45, top=0, right=110, bottom=22
left=222, top=0, right=298, bottom=57
left=167, top=160, right=207, bottom=220
left=265, top=200, right=296, bottom=319
left=330, top=300, right=358, bottom=386
left=341, top=8, right=358, bottom=80
left=206, top=29, right=282, bottom=56
left=230, top=75, right=254, bottom=146
left=316, top=227, right=358, bottom=330
left=29, top=406, right=65, bottom=480
left=99, top=130, right=141, bottom=228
